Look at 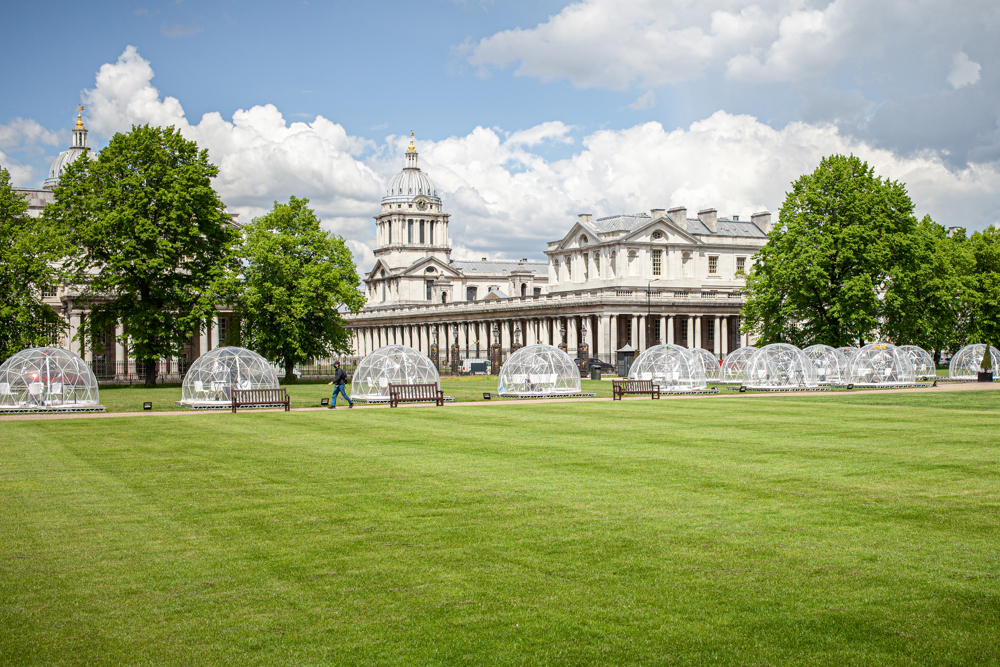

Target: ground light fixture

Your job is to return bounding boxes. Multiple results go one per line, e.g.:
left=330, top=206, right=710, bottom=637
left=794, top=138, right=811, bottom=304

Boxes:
left=483, top=392, right=492, bottom=400
left=320, top=398, right=329, bottom=406
left=142, top=402, right=152, bottom=410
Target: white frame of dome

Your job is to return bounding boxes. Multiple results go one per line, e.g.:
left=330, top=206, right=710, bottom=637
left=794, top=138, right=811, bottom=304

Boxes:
left=628, top=344, right=707, bottom=391
left=802, top=344, right=850, bottom=385
left=180, top=347, right=280, bottom=407
left=497, top=344, right=591, bottom=397
left=837, top=347, right=860, bottom=364
left=897, top=345, right=937, bottom=380
left=948, top=344, right=1000, bottom=380
left=352, top=345, right=441, bottom=402
left=847, top=343, right=916, bottom=386
left=690, top=347, right=721, bottom=381
left=0, top=347, right=103, bottom=412
left=744, top=344, right=819, bottom=389
left=718, top=346, right=757, bottom=383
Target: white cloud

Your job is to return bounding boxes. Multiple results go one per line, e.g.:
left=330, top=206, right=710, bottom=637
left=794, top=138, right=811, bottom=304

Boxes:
left=0, top=150, right=35, bottom=184
left=468, top=0, right=988, bottom=87
left=948, top=51, right=982, bottom=88
left=0, top=118, right=61, bottom=152
left=628, top=90, right=656, bottom=110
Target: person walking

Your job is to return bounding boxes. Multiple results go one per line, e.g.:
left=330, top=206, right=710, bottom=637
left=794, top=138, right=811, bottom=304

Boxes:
left=327, top=361, right=354, bottom=409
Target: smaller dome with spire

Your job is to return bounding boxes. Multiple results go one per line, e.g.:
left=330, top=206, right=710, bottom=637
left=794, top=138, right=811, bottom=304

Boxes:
left=382, top=132, right=440, bottom=206
left=43, top=105, right=92, bottom=190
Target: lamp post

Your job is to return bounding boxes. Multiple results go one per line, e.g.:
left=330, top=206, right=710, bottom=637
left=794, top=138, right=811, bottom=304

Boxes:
left=451, top=323, right=461, bottom=374
left=558, top=322, right=567, bottom=352
left=512, top=324, right=523, bottom=353
left=430, top=325, right=439, bottom=369
left=579, top=318, right=590, bottom=376
left=489, top=323, right=502, bottom=375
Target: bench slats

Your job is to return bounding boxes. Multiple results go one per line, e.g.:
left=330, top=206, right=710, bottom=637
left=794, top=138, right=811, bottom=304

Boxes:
left=231, top=388, right=291, bottom=413
left=612, top=379, right=660, bottom=400
left=388, top=383, right=444, bottom=408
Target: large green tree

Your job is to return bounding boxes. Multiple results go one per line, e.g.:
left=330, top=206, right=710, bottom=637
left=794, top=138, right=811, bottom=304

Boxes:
left=967, top=226, right=1000, bottom=346
left=47, top=125, right=238, bottom=386
left=742, top=154, right=922, bottom=347
left=0, top=168, right=66, bottom=360
left=234, top=196, right=364, bottom=380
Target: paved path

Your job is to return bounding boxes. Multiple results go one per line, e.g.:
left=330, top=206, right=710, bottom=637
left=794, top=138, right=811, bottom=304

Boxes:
left=1, top=380, right=996, bottom=423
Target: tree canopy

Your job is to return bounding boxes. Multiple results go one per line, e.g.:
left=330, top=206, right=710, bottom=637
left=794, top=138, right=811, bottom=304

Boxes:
left=46, top=124, right=238, bottom=385
left=743, top=154, right=930, bottom=348
left=0, top=168, right=66, bottom=361
left=233, top=196, right=364, bottom=379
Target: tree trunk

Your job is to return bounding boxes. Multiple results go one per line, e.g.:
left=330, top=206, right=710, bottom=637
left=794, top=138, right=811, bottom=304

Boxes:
left=143, top=358, right=157, bottom=388
left=284, top=357, right=296, bottom=383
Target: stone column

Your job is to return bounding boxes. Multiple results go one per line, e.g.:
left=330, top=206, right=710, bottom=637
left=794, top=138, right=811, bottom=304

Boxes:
left=501, top=321, right=511, bottom=350
left=695, top=316, right=702, bottom=350
left=714, top=316, right=721, bottom=356
left=638, top=315, right=646, bottom=350
left=721, top=316, right=729, bottom=356
left=210, top=314, right=219, bottom=350
left=600, top=314, right=611, bottom=360
left=199, top=318, right=209, bottom=358
left=667, top=315, right=674, bottom=345
left=114, top=323, right=125, bottom=376
left=567, top=316, right=577, bottom=357
left=609, top=315, right=618, bottom=355
left=686, top=316, right=694, bottom=348
left=658, top=315, right=666, bottom=346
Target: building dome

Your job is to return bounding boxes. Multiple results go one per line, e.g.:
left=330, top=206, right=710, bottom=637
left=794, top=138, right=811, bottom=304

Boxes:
left=43, top=107, right=91, bottom=190
left=0, top=347, right=100, bottom=410
left=628, top=344, right=706, bottom=391
left=180, top=347, right=279, bottom=407
left=381, top=133, right=441, bottom=205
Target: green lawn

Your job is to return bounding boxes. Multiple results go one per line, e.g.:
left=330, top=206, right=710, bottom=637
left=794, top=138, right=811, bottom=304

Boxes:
left=2, top=391, right=999, bottom=665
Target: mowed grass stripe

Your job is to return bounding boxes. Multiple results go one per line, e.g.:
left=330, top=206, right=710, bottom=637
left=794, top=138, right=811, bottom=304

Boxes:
left=1, top=393, right=999, bottom=665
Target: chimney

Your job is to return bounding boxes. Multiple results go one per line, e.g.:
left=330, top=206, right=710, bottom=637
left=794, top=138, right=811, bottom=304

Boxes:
left=732, top=214, right=739, bottom=221
left=667, top=206, right=687, bottom=226
left=650, top=208, right=665, bottom=219
left=481, top=257, right=487, bottom=261
left=578, top=213, right=593, bottom=225
left=698, top=208, right=718, bottom=234
left=751, top=211, right=772, bottom=234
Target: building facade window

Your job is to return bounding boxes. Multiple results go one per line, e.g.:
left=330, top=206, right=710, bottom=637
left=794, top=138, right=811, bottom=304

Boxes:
left=41, top=286, right=57, bottom=297
left=707, top=320, right=715, bottom=347
left=419, top=220, right=425, bottom=244
left=680, top=319, right=688, bottom=346
left=533, top=287, right=542, bottom=296
left=652, top=249, right=662, bottom=276
left=408, top=220, right=413, bottom=243
left=467, top=286, right=478, bottom=301
left=583, top=253, right=589, bottom=280
left=708, top=255, right=719, bottom=274
left=218, top=316, right=227, bottom=346
left=426, top=279, right=433, bottom=301
left=565, top=256, right=572, bottom=280
left=594, top=252, right=600, bottom=276
left=388, top=221, right=392, bottom=244
left=521, top=283, right=527, bottom=297
left=736, top=256, right=746, bottom=275
left=429, top=221, right=434, bottom=245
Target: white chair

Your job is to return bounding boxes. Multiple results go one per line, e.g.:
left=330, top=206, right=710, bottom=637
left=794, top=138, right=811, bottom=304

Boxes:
left=0, top=382, right=12, bottom=406
left=48, top=382, right=63, bottom=406
left=210, top=381, right=225, bottom=399
left=641, top=372, right=652, bottom=381
left=28, top=382, right=43, bottom=406
left=240, top=380, right=251, bottom=390
left=192, top=380, right=210, bottom=401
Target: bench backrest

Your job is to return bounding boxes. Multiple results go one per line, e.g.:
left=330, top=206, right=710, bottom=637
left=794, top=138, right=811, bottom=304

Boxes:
left=389, top=383, right=441, bottom=400
left=615, top=379, right=654, bottom=391
left=232, top=388, right=288, bottom=404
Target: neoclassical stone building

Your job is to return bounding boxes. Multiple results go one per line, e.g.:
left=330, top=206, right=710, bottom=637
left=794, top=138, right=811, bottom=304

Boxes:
left=346, top=138, right=771, bottom=365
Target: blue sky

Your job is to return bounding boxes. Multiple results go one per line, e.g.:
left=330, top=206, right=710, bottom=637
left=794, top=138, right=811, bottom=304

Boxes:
left=2, top=0, right=998, bottom=267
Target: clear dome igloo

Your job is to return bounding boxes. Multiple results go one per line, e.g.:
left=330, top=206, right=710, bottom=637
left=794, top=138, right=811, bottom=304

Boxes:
left=847, top=343, right=915, bottom=386
left=719, top=346, right=758, bottom=384
left=898, top=345, right=936, bottom=379
left=744, top=343, right=819, bottom=389
left=498, top=344, right=582, bottom=397
left=628, top=344, right=706, bottom=391
left=803, top=344, right=850, bottom=385
left=691, top=347, right=721, bottom=381
left=949, top=344, right=1000, bottom=379
left=352, top=345, right=440, bottom=401
left=0, top=347, right=101, bottom=411
left=180, top=347, right=279, bottom=406
left=837, top=347, right=860, bottom=364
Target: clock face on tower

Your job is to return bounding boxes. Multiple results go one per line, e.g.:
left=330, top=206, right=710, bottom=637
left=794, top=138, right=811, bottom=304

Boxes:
left=416, top=200, right=428, bottom=211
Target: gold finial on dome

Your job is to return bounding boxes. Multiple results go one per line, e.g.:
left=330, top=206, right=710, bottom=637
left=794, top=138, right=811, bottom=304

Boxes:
left=75, top=104, right=85, bottom=129
left=408, top=130, right=415, bottom=152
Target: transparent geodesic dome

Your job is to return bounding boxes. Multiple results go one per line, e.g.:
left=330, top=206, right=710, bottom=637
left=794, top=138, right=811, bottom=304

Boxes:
left=837, top=347, right=860, bottom=364
left=690, top=347, right=721, bottom=381
left=0, top=347, right=100, bottom=410
left=497, top=344, right=581, bottom=396
left=352, top=345, right=440, bottom=401
left=898, top=345, right=937, bottom=380
left=180, top=346, right=279, bottom=406
left=628, top=344, right=707, bottom=391
left=948, top=344, right=1000, bottom=379
left=744, top=343, right=819, bottom=389
left=803, top=344, right=850, bottom=385
left=847, top=342, right=915, bottom=386
left=719, top=346, right=758, bottom=384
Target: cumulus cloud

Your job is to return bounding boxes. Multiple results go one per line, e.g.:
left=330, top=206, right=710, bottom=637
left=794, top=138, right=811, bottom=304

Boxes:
left=628, top=90, right=656, bottom=110
left=0, top=118, right=61, bottom=152
left=468, top=0, right=993, bottom=87
left=948, top=51, right=982, bottom=88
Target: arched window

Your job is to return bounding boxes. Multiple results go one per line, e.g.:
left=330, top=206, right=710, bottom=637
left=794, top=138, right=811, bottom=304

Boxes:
left=408, top=219, right=413, bottom=243
left=441, top=292, right=448, bottom=304
left=652, top=231, right=664, bottom=240
left=426, top=266, right=435, bottom=273
left=521, top=283, right=527, bottom=297
left=420, top=220, right=425, bottom=243
left=580, top=235, right=588, bottom=245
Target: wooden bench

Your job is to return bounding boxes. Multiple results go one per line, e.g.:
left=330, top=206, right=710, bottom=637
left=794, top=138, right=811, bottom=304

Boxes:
left=388, top=383, right=444, bottom=408
left=612, top=379, right=660, bottom=400
left=231, top=388, right=290, bottom=413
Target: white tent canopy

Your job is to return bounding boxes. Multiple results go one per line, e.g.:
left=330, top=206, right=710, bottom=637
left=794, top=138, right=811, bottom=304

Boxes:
left=629, top=344, right=707, bottom=391
left=949, top=344, right=1000, bottom=379
left=498, top=344, right=581, bottom=396
left=0, top=347, right=100, bottom=410
left=719, top=346, right=757, bottom=384
left=180, top=347, right=279, bottom=407
left=352, top=345, right=440, bottom=401
left=803, top=344, right=850, bottom=385
left=744, top=344, right=819, bottom=389
left=847, top=343, right=916, bottom=386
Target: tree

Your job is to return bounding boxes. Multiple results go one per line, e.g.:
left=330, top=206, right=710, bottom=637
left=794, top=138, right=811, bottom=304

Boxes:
left=0, top=168, right=66, bottom=360
left=46, top=125, right=238, bottom=386
left=967, top=226, right=1000, bottom=346
left=742, top=154, right=921, bottom=347
left=234, top=196, right=364, bottom=380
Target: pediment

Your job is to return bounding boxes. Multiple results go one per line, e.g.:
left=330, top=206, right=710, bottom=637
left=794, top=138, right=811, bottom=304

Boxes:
left=619, top=216, right=701, bottom=245
left=550, top=221, right=601, bottom=252
left=402, top=255, right=462, bottom=278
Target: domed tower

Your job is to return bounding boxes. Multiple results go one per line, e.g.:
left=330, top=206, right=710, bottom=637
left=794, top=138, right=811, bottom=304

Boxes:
left=43, top=105, right=91, bottom=190
left=374, top=132, right=451, bottom=269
